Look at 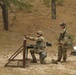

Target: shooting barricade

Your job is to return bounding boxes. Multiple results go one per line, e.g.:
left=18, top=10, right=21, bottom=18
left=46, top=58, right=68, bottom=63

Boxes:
left=5, top=37, right=52, bottom=68
left=4, top=37, right=35, bottom=68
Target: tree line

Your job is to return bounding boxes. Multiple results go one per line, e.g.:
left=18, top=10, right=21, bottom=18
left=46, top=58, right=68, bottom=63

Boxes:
left=0, top=0, right=64, bottom=31
left=0, top=0, right=25, bottom=30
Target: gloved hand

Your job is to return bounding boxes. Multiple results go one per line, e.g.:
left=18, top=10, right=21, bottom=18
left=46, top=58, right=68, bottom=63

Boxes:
left=26, top=35, right=29, bottom=39
left=23, top=34, right=29, bottom=39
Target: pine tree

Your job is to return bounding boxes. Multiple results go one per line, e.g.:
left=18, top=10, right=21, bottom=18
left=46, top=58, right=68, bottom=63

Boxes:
left=0, top=0, right=25, bottom=30
left=51, top=0, right=56, bottom=19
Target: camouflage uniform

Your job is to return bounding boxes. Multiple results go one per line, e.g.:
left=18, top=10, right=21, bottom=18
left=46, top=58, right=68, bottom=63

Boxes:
left=26, top=31, right=47, bottom=64
left=57, top=23, right=69, bottom=62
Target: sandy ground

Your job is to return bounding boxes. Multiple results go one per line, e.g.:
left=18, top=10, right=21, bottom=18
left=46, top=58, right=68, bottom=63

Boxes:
left=0, top=48, right=76, bottom=75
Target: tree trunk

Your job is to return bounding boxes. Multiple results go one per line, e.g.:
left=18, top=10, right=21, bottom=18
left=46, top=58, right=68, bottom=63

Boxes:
left=2, top=3, right=8, bottom=30
left=51, top=0, right=56, bottom=19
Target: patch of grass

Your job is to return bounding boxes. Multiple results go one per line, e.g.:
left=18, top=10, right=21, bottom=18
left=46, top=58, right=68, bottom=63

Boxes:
left=25, top=2, right=33, bottom=12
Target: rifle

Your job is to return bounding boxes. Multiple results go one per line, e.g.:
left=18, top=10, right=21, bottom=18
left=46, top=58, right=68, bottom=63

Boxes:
left=58, top=30, right=66, bottom=42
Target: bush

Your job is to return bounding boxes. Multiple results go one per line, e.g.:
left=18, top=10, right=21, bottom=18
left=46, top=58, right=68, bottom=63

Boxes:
left=25, top=2, right=33, bottom=12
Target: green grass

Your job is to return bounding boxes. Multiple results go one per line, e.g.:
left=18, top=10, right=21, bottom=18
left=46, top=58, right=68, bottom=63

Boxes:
left=25, top=2, right=33, bottom=12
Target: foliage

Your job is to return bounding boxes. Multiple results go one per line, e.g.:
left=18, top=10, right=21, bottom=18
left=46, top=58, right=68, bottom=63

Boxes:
left=0, top=0, right=33, bottom=30
left=0, top=0, right=33, bottom=10
left=25, top=2, right=33, bottom=12
left=0, top=0, right=25, bottom=7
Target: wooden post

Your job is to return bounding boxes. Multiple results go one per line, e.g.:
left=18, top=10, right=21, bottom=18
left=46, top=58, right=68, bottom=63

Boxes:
left=51, top=0, right=56, bottom=19
left=22, top=37, right=26, bottom=68
left=2, top=2, right=8, bottom=30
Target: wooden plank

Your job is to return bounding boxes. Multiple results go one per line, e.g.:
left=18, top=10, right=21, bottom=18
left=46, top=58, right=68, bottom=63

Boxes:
left=22, top=38, right=26, bottom=68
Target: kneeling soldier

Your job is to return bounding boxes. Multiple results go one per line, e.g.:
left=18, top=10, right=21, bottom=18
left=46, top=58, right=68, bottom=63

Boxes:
left=26, top=30, right=47, bottom=64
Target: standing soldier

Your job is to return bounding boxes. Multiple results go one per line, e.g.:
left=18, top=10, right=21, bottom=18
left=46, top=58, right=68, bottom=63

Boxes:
left=57, top=23, right=69, bottom=63
left=26, top=30, right=47, bottom=64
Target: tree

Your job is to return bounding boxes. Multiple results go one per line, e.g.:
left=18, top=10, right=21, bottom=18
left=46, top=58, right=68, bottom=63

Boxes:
left=51, top=0, right=56, bottom=19
left=0, top=0, right=25, bottom=31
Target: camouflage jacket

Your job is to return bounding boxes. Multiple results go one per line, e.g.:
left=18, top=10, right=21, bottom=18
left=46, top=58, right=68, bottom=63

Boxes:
left=28, top=36, right=46, bottom=53
left=58, top=28, right=69, bottom=45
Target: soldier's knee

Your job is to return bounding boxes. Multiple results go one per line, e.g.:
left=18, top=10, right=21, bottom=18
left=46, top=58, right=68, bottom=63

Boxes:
left=40, top=52, right=47, bottom=60
left=30, top=50, right=34, bottom=53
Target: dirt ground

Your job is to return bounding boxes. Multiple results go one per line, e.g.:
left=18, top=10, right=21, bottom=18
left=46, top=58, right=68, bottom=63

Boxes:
left=0, top=0, right=76, bottom=75
left=0, top=49, right=76, bottom=75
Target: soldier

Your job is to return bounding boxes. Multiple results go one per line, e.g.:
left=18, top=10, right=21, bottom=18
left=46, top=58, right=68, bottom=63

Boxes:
left=26, top=30, right=47, bottom=64
left=57, top=23, right=69, bottom=63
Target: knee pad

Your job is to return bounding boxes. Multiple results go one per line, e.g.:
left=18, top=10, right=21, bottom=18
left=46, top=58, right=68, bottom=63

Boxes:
left=40, top=52, right=47, bottom=60
left=30, top=50, right=34, bottom=53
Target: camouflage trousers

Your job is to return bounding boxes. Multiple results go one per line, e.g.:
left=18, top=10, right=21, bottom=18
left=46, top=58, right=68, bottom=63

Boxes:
left=57, top=45, right=67, bottom=61
left=30, top=49, right=47, bottom=63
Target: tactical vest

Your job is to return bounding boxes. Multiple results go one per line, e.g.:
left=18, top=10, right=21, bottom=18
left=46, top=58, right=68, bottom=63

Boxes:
left=58, top=28, right=67, bottom=42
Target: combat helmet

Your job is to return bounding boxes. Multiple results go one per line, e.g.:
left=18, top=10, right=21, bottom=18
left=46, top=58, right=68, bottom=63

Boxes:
left=37, top=30, right=43, bottom=35
left=60, top=22, right=66, bottom=26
